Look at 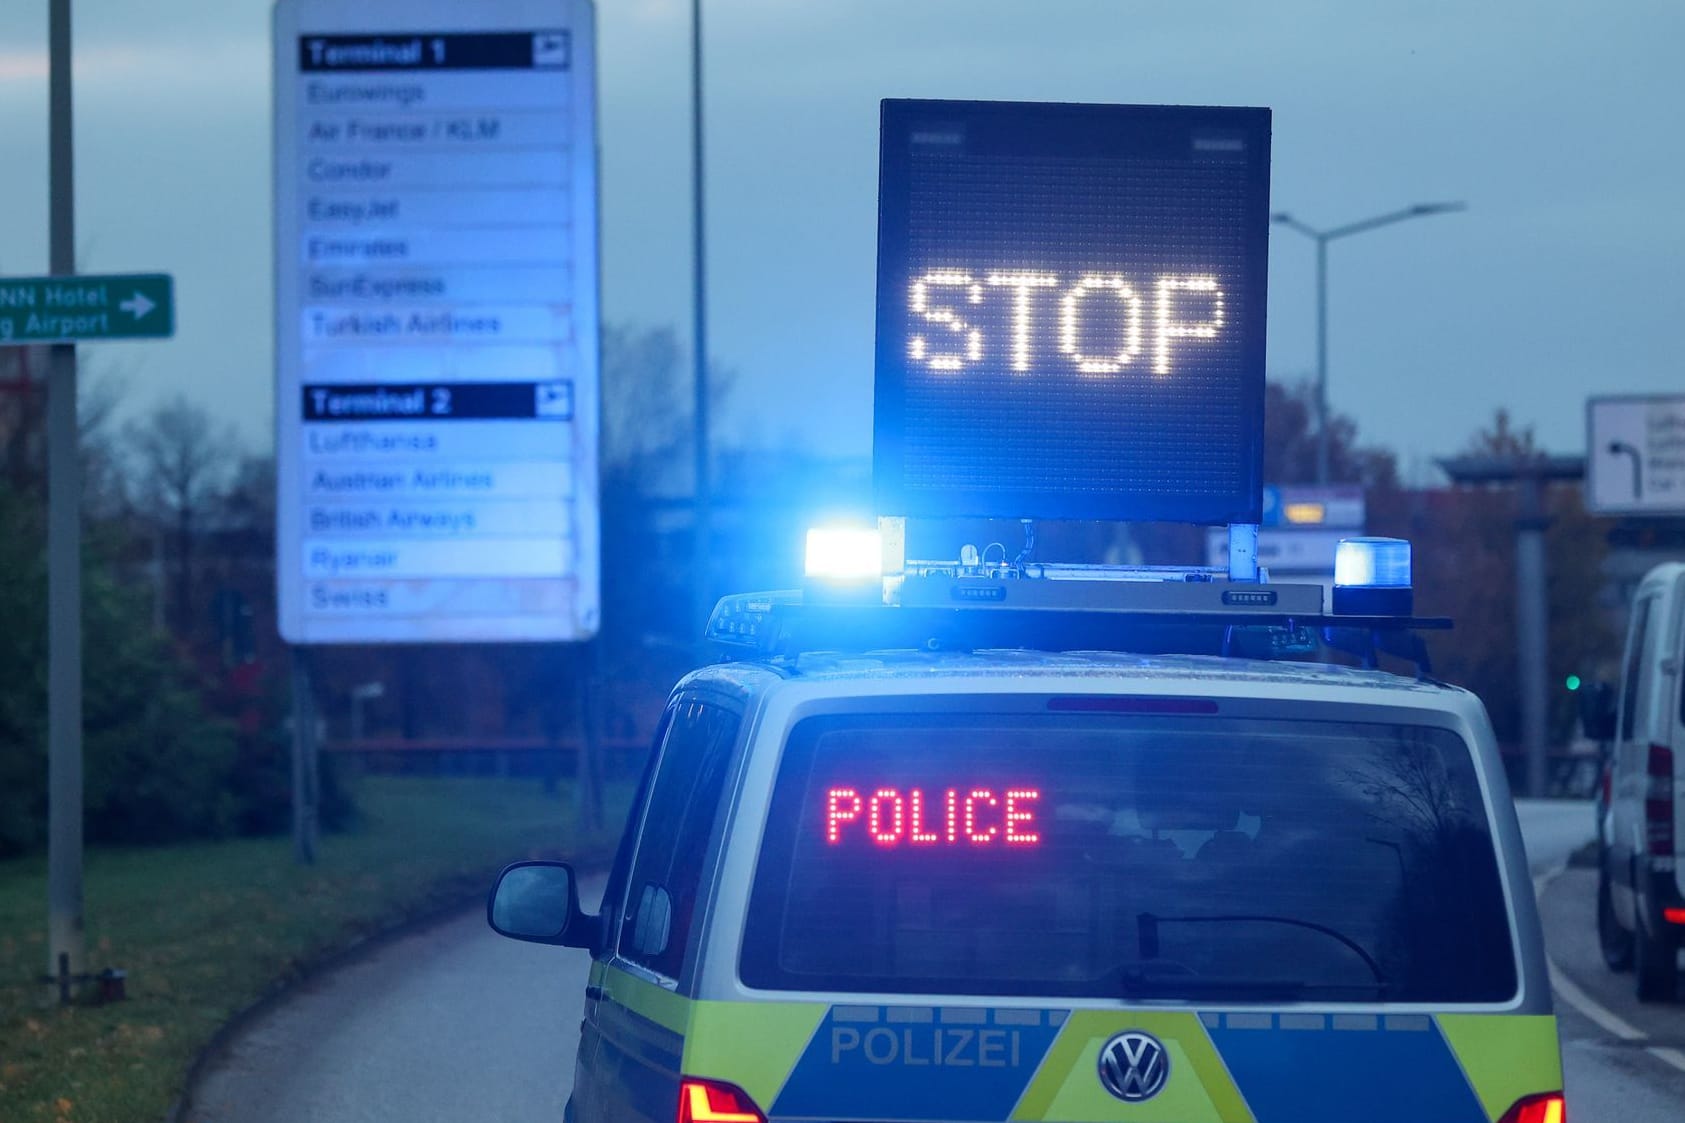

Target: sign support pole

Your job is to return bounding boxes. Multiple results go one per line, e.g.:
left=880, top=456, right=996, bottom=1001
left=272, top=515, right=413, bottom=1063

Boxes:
left=290, top=646, right=319, bottom=865
left=1226, top=523, right=1260, bottom=583
left=577, top=644, right=604, bottom=835
left=1515, top=479, right=1550, bottom=798
left=45, top=0, right=86, bottom=1003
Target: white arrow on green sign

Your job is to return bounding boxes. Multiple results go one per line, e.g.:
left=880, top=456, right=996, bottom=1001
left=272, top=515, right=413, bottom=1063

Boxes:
left=0, top=273, right=174, bottom=344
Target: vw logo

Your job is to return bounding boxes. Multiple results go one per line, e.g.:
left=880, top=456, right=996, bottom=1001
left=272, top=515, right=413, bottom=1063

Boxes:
left=1097, top=1030, right=1170, bottom=1102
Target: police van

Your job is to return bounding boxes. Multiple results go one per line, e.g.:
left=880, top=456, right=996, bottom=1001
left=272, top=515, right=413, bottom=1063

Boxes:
left=1594, top=560, right=1685, bottom=1002
left=488, top=535, right=1566, bottom=1123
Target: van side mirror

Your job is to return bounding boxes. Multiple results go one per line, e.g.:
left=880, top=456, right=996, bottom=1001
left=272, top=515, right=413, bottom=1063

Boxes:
left=1580, top=680, right=1616, bottom=743
left=488, top=861, right=595, bottom=948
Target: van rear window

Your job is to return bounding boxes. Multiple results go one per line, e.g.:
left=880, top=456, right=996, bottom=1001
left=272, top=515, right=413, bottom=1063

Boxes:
left=741, top=710, right=1516, bottom=1003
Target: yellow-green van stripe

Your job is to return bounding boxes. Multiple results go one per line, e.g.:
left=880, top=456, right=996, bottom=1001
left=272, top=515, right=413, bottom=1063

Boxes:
left=1012, top=1010, right=1253, bottom=1122
left=602, top=966, right=691, bottom=1034
left=684, top=1001, right=828, bottom=1110
left=1437, top=1014, right=1562, bottom=1121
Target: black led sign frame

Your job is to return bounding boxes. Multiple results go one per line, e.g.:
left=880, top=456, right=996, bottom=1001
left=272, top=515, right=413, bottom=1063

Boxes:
left=873, top=99, right=1271, bottom=524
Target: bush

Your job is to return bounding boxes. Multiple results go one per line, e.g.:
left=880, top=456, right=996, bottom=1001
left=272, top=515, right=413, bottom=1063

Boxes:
left=0, top=487, right=247, bottom=854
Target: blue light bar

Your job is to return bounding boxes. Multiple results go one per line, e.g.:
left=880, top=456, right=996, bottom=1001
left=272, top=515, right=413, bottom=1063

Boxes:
left=1333, top=537, right=1412, bottom=615
left=706, top=590, right=799, bottom=648
left=1335, top=537, right=1411, bottom=588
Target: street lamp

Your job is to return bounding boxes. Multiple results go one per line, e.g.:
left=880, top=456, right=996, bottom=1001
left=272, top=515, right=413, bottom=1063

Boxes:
left=690, top=0, right=712, bottom=651
left=1271, top=202, right=1466, bottom=484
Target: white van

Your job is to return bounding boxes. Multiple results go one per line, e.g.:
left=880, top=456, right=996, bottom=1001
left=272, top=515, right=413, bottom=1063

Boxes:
left=1596, top=561, right=1685, bottom=1001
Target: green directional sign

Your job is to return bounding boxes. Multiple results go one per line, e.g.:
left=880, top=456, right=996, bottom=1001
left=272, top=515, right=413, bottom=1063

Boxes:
left=0, top=273, right=174, bottom=345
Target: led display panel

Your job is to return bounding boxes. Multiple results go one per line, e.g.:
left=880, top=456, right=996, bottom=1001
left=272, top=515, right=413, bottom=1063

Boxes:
left=874, top=100, right=1271, bottom=524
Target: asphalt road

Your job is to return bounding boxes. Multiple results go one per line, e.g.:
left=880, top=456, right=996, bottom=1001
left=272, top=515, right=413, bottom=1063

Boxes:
left=1513, top=798, right=1598, bottom=877
left=186, top=876, right=605, bottom=1123
left=1515, top=799, right=1685, bottom=1120
left=186, top=807, right=1684, bottom=1123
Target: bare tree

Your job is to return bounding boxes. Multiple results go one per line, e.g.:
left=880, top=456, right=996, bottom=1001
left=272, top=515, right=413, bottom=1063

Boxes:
left=601, top=323, right=735, bottom=489
left=126, top=393, right=241, bottom=636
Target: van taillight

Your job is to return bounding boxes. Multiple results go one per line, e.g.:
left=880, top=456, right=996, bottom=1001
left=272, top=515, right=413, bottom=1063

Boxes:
left=1646, top=744, right=1675, bottom=857
left=1499, top=1091, right=1566, bottom=1123
left=677, top=1078, right=765, bottom=1123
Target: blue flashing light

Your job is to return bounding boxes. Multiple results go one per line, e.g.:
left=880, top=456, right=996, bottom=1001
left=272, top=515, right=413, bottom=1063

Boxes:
left=805, top=527, right=882, bottom=582
left=1332, top=537, right=1413, bottom=616
left=1334, top=537, right=1412, bottom=589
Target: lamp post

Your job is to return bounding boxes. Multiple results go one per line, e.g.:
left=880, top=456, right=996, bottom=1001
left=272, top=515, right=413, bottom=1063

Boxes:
left=1271, top=202, right=1465, bottom=484
left=690, top=0, right=712, bottom=649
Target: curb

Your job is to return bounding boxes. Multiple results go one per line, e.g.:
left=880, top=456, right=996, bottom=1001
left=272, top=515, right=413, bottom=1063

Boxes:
left=162, top=852, right=610, bottom=1123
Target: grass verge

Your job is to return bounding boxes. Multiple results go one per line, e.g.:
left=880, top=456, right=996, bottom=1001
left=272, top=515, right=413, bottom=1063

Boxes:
left=0, top=776, right=623, bottom=1123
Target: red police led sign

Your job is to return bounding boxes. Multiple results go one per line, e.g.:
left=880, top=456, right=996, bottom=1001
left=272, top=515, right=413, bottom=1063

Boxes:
left=873, top=100, right=1271, bottom=524
left=824, top=786, right=1041, bottom=847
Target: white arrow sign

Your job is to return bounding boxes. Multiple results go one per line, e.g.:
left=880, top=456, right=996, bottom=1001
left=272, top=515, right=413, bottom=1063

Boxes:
left=119, top=292, right=155, bottom=320
left=1588, top=395, right=1685, bottom=515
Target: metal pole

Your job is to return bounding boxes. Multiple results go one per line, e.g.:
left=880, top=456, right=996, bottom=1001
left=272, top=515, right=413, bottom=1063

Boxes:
left=1515, top=476, right=1550, bottom=798
left=578, top=644, right=604, bottom=835
left=690, top=0, right=712, bottom=647
left=290, top=646, right=318, bottom=864
left=1314, top=237, right=1329, bottom=485
left=45, top=0, right=85, bottom=1003
left=1273, top=204, right=1463, bottom=486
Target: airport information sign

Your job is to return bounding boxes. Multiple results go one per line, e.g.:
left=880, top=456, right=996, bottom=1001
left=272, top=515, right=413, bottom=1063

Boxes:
left=1588, top=395, right=1685, bottom=516
left=274, top=0, right=599, bottom=644
left=874, top=100, right=1271, bottom=524
left=0, top=274, right=173, bottom=344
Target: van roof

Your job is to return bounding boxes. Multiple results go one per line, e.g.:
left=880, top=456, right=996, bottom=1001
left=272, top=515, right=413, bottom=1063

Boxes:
left=680, top=649, right=1466, bottom=701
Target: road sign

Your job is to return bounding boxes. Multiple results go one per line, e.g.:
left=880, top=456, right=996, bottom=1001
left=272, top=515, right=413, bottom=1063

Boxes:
left=1588, top=395, right=1685, bottom=516
left=873, top=100, right=1271, bottom=525
left=273, top=0, right=600, bottom=644
left=0, top=273, right=173, bottom=344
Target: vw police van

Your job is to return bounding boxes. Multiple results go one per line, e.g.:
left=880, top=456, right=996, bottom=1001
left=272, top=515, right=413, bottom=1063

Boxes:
left=488, top=95, right=1560, bottom=1122
left=488, top=536, right=1566, bottom=1123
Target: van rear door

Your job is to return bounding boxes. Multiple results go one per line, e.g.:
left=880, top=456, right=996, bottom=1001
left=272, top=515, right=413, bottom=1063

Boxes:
left=708, top=703, right=1558, bottom=1123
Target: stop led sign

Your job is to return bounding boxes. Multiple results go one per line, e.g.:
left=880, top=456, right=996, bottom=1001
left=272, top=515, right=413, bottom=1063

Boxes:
left=873, top=100, right=1271, bottom=524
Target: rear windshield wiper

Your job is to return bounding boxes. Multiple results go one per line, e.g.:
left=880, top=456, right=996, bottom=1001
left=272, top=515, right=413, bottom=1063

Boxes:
left=1116, top=964, right=1389, bottom=1002
left=1135, top=912, right=1391, bottom=990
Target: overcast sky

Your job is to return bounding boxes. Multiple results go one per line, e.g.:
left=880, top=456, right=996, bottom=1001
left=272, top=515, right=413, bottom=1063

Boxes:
left=1, top=0, right=1681, bottom=478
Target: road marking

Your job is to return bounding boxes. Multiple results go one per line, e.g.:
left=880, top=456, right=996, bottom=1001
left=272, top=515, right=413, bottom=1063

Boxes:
left=1547, top=959, right=1644, bottom=1040
left=1652, top=1046, right=1685, bottom=1070
left=1534, top=869, right=1685, bottom=1075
